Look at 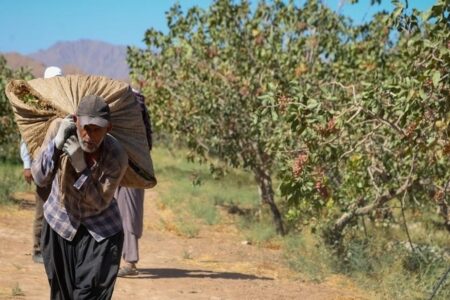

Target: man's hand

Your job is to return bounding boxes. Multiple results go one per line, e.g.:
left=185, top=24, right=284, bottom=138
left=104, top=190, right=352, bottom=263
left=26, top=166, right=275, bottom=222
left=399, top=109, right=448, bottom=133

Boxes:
left=54, top=116, right=76, bottom=150
left=63, top=136, right=87, bottom=173
left=23, top=168, right=33, bottom=184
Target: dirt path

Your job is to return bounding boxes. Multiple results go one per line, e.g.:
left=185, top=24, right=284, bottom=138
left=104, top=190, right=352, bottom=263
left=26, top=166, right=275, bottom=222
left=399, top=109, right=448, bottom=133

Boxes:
left=0, top=191, right=371, bottom=300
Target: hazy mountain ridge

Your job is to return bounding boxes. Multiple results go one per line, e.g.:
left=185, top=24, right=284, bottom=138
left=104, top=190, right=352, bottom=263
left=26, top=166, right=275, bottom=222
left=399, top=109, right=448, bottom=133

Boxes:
left=2, top=39, right=129, bottom=80
left=2, top=52, right=46, bottom=78
left=2, top=52, right=86, bottom=78
left=21, top=39, right=129, bottom=79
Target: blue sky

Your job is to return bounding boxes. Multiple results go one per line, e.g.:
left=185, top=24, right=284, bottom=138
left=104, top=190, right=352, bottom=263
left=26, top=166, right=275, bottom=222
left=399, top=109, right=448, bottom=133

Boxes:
left=0, top=0, right=436, bottom=54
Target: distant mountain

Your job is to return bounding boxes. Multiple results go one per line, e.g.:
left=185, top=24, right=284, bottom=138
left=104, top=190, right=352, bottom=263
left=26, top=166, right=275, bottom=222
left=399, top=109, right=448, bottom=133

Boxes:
left=2, top=52, right=46, bottom=78
left=29, top=39, right=130, bottom=80
left=3, top=52, right=84, bottom=78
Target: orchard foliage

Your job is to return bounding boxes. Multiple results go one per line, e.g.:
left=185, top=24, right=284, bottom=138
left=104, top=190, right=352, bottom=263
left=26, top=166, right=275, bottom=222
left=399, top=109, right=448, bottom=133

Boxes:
left=0, top=56, right=33, bottom=161
left=128, top=0, right=450, bottom=239
left=129, top=0, right=349, bottom=234
left=270, top=0, right=450, bottom=240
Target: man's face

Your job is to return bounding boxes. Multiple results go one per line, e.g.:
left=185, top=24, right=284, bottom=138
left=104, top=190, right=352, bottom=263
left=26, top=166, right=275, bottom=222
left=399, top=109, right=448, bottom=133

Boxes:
left=75, top=118, right=111, bottom=153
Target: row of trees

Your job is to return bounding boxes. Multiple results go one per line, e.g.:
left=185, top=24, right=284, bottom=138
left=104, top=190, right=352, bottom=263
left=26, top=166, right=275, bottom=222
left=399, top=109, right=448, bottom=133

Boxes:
left=128, top=0, right=449, bottom=243
left=0, top=57, right=33, bottom=160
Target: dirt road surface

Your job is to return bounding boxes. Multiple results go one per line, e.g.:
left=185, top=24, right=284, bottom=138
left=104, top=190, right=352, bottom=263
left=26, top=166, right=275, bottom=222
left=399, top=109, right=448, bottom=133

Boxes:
left=0, top=191, right=372, bottom=300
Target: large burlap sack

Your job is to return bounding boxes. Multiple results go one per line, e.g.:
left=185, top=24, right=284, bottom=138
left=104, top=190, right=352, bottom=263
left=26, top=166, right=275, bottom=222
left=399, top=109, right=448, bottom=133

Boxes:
left=5, top=74, right=156, bottom=189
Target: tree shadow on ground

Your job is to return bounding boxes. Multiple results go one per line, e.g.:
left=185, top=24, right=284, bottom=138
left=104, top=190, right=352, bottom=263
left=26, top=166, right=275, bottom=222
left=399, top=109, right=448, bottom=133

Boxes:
left=127, top=268, right=273, bottom=280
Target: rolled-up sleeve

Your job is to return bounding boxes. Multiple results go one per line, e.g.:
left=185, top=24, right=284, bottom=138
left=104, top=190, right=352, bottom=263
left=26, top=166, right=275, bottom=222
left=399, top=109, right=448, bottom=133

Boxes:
left=31, top=139, right=61, bottom=187
left=31, top=121, right=62, bottom=188
left=20, top=140, right=32, bottom=169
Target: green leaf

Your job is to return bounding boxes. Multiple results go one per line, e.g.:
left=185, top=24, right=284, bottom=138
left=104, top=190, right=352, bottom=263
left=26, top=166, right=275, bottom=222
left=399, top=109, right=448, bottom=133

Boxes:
left=432, top=71, right=441, bottom=88
left=271, top=110, right=279, bottom=121
left=419, top=89, right=427, bottom=100
left=307, top=99, right=318, bottom=109
left=393, top=7, right=403, bottom=19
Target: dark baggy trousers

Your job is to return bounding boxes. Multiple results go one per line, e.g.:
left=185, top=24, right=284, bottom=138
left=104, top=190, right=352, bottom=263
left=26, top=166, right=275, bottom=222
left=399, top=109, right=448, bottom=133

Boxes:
left=33, top=185, right=51, bottom=255
left=41, top=220, right=123, bottom=300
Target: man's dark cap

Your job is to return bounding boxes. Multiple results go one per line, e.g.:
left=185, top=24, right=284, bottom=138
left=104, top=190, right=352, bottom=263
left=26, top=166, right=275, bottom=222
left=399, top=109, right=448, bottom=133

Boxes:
left=76, top=95, right=110, bottom=127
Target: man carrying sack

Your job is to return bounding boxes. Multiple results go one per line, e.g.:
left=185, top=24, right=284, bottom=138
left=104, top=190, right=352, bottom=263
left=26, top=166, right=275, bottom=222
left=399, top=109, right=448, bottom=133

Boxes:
left=31, top=95, right=128, bottom=299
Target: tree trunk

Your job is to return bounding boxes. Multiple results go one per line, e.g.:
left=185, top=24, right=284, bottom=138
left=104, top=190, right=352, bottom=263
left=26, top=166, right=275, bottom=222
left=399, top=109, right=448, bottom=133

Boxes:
left=254, top=167, right=285, bottom=236
left=437, top=198, right=450, bottom=233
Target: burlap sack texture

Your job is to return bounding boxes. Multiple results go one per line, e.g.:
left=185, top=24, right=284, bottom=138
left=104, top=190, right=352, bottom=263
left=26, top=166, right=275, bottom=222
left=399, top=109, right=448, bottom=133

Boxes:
left=5, top=74, right=156, bottom=189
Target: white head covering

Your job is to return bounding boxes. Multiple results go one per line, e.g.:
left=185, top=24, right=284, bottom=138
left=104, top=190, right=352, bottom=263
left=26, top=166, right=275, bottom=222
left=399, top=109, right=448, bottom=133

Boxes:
left=44, top=66, right=63, bottom=79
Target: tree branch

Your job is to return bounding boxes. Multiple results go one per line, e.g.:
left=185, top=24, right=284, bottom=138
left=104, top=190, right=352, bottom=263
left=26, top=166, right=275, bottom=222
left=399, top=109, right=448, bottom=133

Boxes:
left=331, top=178, right=415, bottom=239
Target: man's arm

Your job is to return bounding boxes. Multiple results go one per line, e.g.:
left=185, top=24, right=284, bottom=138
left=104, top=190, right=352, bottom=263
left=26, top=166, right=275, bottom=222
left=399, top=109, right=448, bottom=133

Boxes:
left=20, top=139, right=32, bottom=169
left=20, top=140, right=33, bottom=184
left=31, top=116, right=76, bottom=187
left=31, top=120, right=63, bottom=187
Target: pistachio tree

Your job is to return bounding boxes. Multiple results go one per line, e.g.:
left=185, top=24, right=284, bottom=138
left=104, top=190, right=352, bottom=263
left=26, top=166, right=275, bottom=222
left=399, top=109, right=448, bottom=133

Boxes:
left=129, top=0, right=449, bottom=241
left=128, top=0, right=349, bottom=234
left=266, top=0, right=450, bottom=242
left=0, top=56, right=33, bottom=161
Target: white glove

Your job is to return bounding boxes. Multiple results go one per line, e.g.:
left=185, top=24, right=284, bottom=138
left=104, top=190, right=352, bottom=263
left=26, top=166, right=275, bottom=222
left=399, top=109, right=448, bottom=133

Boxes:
left=63, top=136, right=87, bottom=173
left=54, top=116, right=76, bottom=150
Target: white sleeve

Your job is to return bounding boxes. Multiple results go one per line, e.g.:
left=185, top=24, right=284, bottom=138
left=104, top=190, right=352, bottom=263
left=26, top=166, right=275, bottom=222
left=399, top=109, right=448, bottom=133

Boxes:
left=20, top=139, right=32, bottom=169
